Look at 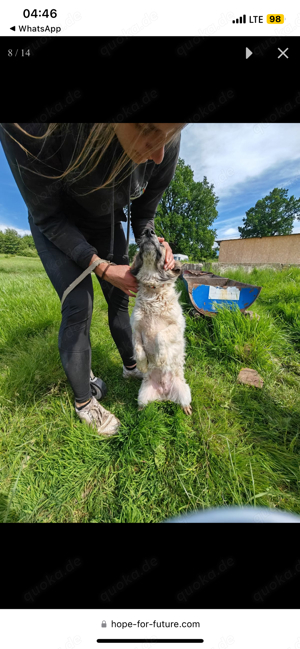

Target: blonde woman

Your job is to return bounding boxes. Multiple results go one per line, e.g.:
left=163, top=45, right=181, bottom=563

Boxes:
left=0, top=122, right=186, bottom=436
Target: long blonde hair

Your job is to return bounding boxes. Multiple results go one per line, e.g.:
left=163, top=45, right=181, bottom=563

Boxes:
left=2, top=123, right=184, bottom=197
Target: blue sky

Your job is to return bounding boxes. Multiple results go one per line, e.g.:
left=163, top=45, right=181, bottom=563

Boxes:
left=1, top=123, right=300, bottom=245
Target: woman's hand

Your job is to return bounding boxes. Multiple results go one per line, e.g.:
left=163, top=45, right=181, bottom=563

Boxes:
left=97, top=263, right=138, bottom=297
left=157, top=237, right=175, bottom=270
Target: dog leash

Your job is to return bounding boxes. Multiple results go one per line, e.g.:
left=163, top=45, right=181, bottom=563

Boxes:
left=60, top=258, right=116, bottom=310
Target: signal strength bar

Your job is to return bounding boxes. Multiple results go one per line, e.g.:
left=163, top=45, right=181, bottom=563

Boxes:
left=232, top=14, right=246, bottom=23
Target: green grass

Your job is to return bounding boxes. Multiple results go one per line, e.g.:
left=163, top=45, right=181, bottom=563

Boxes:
left=0, top=254, right=299, bottom=522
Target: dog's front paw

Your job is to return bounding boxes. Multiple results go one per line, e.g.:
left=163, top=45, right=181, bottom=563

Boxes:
left=183, top=405, right=192, bottom=415
left=136, top=357, right=148, bottom=373
left=155, top=354, right=168, bottom=368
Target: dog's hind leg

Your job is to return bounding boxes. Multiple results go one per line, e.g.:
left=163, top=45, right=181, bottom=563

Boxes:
left=137, top=374, right=163, bottom=410
left=170, top=377, right=192, bottom=415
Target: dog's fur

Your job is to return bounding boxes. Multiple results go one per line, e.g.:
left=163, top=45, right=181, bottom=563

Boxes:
left=130, top=228, right=192, bottom=414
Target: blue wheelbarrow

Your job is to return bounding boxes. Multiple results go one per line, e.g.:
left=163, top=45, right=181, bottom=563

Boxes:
left=182, top=267, right=262, bottom=317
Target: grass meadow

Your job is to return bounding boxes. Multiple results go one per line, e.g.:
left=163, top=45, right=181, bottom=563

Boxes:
left=0, top=253, right=299, bottom=522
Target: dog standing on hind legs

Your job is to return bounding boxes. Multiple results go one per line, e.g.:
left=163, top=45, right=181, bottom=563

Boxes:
left=130, top=227, right=192, bottom=415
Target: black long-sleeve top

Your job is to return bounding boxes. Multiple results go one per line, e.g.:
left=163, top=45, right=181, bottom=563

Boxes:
left=0, top=123, right=181, bottom=269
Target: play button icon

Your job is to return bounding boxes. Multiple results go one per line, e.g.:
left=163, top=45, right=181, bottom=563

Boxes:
left=246, top=47, right=253, bottom=59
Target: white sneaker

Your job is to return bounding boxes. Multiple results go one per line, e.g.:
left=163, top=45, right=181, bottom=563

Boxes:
left=75, top=395, right=121, bottom=437
left=122, top=364, right=144, bottom=379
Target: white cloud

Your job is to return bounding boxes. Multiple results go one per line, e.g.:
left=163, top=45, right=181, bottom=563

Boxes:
left=181, top=123, right=300, bottom=199
left=223, top=227, right=238, bottom=235
left=0, top=223, right=31, bottom=236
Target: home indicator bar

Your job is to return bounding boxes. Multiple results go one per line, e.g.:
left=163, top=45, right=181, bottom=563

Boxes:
left=96, top=641, right=204, bottom=645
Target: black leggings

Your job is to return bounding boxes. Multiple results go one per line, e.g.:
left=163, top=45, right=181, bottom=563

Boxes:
left=28, top=214, right=136, bottom=404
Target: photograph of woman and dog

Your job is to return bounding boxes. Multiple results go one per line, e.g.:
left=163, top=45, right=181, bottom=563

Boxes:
left=0, top=121, right=299, bottom=523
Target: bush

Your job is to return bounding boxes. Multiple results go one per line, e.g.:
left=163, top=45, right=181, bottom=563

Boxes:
left=17, top=247, right=39, bottom=258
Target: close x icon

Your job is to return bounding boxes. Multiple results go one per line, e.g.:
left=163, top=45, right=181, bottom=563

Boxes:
left=278, top=47, right=289, bottom=58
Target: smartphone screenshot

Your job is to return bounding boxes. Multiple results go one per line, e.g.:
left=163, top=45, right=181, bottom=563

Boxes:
left=0, top=1, right=299, bottom=646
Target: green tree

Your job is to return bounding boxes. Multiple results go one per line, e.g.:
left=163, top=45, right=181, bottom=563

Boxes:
left=0, top=230, right=5, bottom=253
left=238, top=188, right=300, bottom=238
left=19, top=234, right=36, bottom=250
left=2, top=228, right=22, bottom=254
left=128, top=243, right=138, bottom=263
left=155, top=158, right=218, bottom=261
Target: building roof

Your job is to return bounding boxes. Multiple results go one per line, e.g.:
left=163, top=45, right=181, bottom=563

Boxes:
left=216, top=232, right=300, bottom=245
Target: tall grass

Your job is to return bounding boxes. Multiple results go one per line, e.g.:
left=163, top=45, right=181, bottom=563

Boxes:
left=0, top=255, right=299, bottom=522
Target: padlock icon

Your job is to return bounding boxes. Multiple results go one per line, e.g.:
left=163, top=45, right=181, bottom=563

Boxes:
left=101, top=621, right=107, bottom=628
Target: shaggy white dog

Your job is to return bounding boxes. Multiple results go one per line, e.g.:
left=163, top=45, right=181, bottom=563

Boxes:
left=130, top=228, right=192, bottom=414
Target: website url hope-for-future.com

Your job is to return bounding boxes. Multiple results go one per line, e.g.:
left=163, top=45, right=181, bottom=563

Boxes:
left=111, top=622, right=200, bottom=628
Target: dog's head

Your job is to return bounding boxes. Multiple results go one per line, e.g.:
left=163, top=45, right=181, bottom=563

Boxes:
left=130, top=228, right=181, bottom=288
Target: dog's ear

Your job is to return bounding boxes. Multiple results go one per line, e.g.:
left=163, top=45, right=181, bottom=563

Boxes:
left=130, top=252, right=142, bottom=277
left=171, top=261, right=182, bottom=276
